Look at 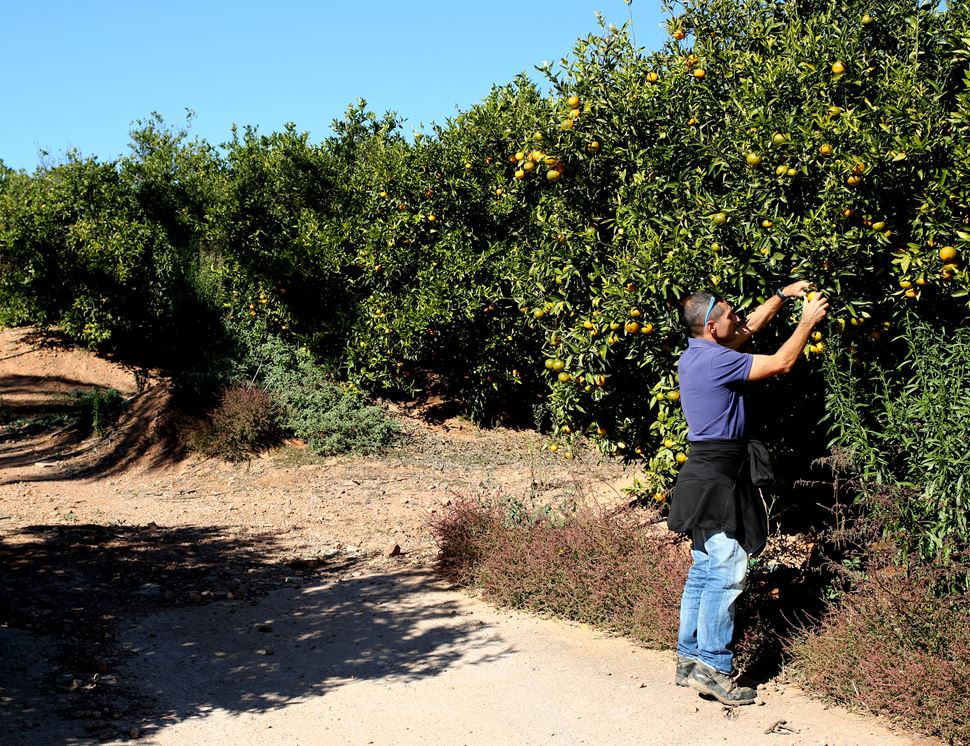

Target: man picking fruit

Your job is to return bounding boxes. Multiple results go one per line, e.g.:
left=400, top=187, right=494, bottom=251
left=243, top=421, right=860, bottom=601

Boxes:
left=669, top=282, right=828, bottom=705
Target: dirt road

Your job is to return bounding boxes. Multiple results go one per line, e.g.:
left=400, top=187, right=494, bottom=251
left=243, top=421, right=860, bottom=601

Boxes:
left=0, top=328, right=938, bottom=745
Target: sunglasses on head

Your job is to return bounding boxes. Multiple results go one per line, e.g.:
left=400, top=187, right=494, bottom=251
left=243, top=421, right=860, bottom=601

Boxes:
left=703, top=295, right=721, bottom=326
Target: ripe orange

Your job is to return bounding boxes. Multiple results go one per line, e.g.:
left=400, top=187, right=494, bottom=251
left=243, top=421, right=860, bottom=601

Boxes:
left=523, top=161, right=535, bottom=172
left=666, top=390, right=681, bottom=401
left=776, top=164, right=788, bottom=176
left=675, top=452, right=688, bottom=464
left=624, top=320, right=640, bottom=334
left=587, top=141, right=601, bottom=153
left=567, top=94, right=580, bottom=108
left=819, top=143, right=833, bottom=156
left=646, top=71, right=659, bottom=83
left=693, top=68, right=706, bottom=79
left=629, top=308, right=642, bottom=317
left=939, top=246, right=957, bottom=261
left=842, top=207, right=854, bottom=217
left=899, top=279, right=913, bottom=289
left=546, top=169, right=561, bottom=182
left=514, top=170, right=525, bottom=180
left=846, top=175, right=862, bottom=187
left=641, top=323, right=654, bottom=334
left=761, top=219, right=773, bottom=228
left=569, top=108, right=581, bottom=120
left=664, top=439, right=676, bottom=449
left=514, top=150, right=525, bottom=161
left=905, top=288, right=917, bottom=298
left=871, top=221, right=885, bottom=231
left=852, top=162, right=867, bottom=175
left=673, top=28, right=686, bottom=40
left=561, top=119, right=574, bottom=130
left=832, top=61, right=846, bottom=75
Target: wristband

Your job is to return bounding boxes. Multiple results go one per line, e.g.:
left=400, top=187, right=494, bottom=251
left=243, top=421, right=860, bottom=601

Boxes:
left=774, top=287, right=788, bottom=301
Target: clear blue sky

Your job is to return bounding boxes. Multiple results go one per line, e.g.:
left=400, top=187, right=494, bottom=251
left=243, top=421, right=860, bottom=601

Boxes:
left=2, top=1, right=667, bottom=173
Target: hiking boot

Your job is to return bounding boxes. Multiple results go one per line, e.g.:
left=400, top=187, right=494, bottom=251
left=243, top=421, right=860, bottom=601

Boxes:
left=687, top=661, right=757, bottom=706
left=675, top=655, right=696, bottom=687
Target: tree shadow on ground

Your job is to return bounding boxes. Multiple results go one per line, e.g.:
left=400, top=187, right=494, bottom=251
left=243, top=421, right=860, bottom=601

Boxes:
left=0, top=523, right=507, bottom=744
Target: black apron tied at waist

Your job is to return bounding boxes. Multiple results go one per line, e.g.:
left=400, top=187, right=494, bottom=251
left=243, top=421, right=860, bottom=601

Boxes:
left=667, top=439, right=770, bottom=556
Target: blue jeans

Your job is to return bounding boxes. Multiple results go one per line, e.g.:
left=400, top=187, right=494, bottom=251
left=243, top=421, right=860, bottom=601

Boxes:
left=676, top=529, right=748, bottom=674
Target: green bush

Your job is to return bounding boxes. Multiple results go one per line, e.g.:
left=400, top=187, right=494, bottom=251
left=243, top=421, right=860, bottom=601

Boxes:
left=822, top=320, right=970, bottom=573
left=254, top=336, right=401, bottom=457
left=71, top=387, right=126, bottom=436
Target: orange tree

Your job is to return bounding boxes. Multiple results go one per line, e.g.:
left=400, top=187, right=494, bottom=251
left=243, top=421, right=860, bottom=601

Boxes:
left=481, top=0, right=970, bottom=502
left=0, top=114, right=223, bottom=363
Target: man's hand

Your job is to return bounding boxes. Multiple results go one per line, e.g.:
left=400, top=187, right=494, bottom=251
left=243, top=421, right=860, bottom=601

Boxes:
left=783, top=280, right=812, bottom=299
left=801, top=293, right=829, bottom=326
left=748, top=291, right=830, bottom=380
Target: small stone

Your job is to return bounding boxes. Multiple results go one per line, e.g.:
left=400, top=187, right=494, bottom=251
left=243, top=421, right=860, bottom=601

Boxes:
left=384, top=542, right=401, bottom=558
left=134, top=583, right=163, bottom=598
left=256, top=647, right=273, bottom=656
left=255, top=622, right=273, bottom=633
left=129, top=726, right=142, bottom=739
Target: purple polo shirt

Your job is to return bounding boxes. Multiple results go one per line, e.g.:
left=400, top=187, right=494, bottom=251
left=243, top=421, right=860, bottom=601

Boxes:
left=677, top=338, right=753, bottom=442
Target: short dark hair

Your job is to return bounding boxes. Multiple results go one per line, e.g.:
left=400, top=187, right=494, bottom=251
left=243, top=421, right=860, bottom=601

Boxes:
left=682, top=291, right=724, bottom=336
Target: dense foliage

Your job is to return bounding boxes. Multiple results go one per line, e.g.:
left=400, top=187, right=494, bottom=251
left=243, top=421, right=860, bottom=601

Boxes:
left=1, top=0, right=968, bottom=550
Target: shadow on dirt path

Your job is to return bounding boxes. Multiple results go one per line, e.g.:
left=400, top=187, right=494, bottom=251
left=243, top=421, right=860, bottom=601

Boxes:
left=0, top=522, right=366, bottom=743
left=0, top=523, right=505, bottom=744
left=119, top=570, right=510, bottom=741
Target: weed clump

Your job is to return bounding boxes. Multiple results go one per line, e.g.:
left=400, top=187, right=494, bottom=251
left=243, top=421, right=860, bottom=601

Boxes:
left=434, top=497, right=689, bottom=648
left=71, top=387, right=126, bottom=436
left=789, top=554, right=969, bottom=744
left=187, top=384, right=283, bottom=461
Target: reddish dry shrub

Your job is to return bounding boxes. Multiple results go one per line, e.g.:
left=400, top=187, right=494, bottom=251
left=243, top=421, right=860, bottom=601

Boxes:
left=789, top=563, right=969, bottom=744
left=433, top=497, right=690, bottom=648
left=188, top=384, right=283, bottom=461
